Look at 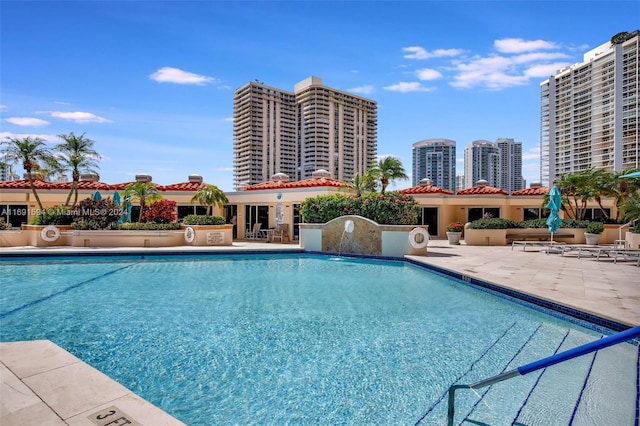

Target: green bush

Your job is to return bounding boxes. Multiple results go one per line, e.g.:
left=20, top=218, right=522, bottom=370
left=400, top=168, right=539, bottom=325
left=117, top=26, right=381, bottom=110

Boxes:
left=469, top=218, right=521, bottom=229
left=114, top=222, right=181, bottom=231
left=71, top=219, right=102, bottom=230
left=560, top=219, right=589, bottom=229
left=29, top=206, right=75, bottom=225
left=300, top=192, right=419, bottom=225
left=632, top=222, right=640, bottom=234
left=586, top=221, right=604, bottom=234
left=72, top=198, right=122, bottom=229
left=181, top=214, right=226, bottom=225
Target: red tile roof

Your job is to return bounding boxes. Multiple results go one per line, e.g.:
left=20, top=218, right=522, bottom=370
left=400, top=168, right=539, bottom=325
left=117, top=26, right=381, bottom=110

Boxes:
left=400, top=185, right=453, bottom=195
left=0, top=179, right=55, bottom=189
left=162, top=181, right=206, bottom=191
left=245, top=176, right=346, bottom=191
left=456, top=185, right=508, bottom=195
left=511, top=186, right=549, bottom=196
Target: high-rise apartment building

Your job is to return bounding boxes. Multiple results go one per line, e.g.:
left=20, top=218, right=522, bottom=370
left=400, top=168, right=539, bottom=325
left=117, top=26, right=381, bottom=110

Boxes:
left=412, top=139, right=456, bottom=191
left=464, top=140, right=499, bottom=189
left=540, top=30, right=639, bottom=187
left=495, top=137, right=524, bottom=193
left=233, top=76, right=377, bottom=189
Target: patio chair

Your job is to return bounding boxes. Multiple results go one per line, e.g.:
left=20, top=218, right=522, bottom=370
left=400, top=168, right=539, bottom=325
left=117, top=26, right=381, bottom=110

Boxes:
left=245, top=223, right=263, bottom=239
left=271, top=223, right=289, bottom=243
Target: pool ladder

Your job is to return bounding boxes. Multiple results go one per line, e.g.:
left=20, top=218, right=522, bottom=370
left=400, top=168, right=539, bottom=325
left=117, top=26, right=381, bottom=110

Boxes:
left=446, top=325, right=640, bottom=426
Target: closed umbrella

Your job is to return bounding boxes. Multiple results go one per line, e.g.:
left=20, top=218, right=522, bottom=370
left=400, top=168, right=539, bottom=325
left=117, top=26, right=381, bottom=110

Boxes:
left=113, top=191, right=124, bottom=224
left=619, top=171, right=640, bottom=179
left=546, top=185, right=562, bottom=243
left=92, top=190, right=102, bottom=201
left=124, top=195, right=132, bottom=223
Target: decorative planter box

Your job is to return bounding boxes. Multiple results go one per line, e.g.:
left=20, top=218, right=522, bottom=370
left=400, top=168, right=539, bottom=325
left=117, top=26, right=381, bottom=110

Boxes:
left=299, top=215, right=428, bottom=257
left=69, top=230, right=183, bottom=247
left=181, top=225, right=233, bottom=246
left=626, top=231, right=640, bottom=249
left=20, top=224, right=73, bottom=247
left=0, top=230, right=29, bottom=247
left=464, top=228, right=507, bottom=246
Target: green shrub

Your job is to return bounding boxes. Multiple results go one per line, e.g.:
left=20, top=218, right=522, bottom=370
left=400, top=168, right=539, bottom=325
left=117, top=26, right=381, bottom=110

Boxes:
left=114, top=222, right=181, bottom=231
left=72, top=198, right=122, bottom=229
left=560, top=219, right=589, bottom=229
left=71, top=219, right=102, bottom=230
left=469, top=218, right=521, bottom=229
left=585, top=221, right=604, bottom=234
left=632, top=222, right=640, bottom=234
left=181, top=214, right=226, bottom=225
left=29, top=206, right=75, bottom=225
left=300, top=192, right=419, bottom=225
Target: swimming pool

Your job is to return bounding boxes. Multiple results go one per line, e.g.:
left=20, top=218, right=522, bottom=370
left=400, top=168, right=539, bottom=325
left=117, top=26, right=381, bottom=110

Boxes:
left=0, top=253, right=637, bottom=425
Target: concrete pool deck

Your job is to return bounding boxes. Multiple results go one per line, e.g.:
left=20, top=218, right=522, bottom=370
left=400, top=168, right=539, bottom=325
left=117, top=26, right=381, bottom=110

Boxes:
left=1, top=239, right=639, bottom=424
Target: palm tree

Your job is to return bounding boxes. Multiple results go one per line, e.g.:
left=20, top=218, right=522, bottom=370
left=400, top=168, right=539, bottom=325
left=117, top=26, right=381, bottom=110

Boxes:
left=55, top=132, right=102, bottom=207
left=124, top=181, right=163, bottom=222
left=1, top=136, right=56, bottom=211
left=369, top=156, right=409, bottom=194
left=190, top=184, right=228, bottom=215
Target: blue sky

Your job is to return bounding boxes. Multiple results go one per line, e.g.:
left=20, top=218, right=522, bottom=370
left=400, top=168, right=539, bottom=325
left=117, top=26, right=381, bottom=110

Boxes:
left=1, top=1, right=638, bottom=191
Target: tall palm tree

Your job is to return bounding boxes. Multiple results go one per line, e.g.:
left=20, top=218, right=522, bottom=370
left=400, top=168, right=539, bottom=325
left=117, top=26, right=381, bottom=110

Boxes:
left=369, top=156, right=408, bottom=194
left=1, top=136, right=56, bottom=211
left=55, top=132, right=102, bottom=207
left=190, top=184, right=228, bottom=215
left=124, top=181, right=163, bottom=222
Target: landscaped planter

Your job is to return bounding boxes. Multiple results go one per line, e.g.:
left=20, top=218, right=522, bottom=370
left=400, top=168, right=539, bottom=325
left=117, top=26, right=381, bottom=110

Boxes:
left=181, top=224, right=233, bottom=246
left=0, top=229, right=29, bottom=247
left=69, top=229, right=183, bottom=247
left=464, top=228, right=507, bottom=246
left=626, top=231, right=640, bottom=249
left=299, top=215, right=428, bottom=257
left=21, top=224, right=73, bottom=247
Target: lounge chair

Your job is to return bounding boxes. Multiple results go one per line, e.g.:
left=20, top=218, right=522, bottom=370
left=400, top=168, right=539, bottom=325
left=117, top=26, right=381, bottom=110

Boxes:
left=245, top=223, right=263, bottom=239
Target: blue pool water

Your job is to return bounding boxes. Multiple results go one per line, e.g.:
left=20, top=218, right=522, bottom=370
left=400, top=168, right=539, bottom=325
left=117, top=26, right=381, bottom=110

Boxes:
left=0, top=254, right=637, bottom=425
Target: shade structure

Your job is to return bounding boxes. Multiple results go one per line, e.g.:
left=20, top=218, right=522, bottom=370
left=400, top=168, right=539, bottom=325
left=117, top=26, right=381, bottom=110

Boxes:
left=546, top=185, right=562, bottom=242
left=92, top=190, right=102, bottom=201
left=619, top=171, right=640, bottom=179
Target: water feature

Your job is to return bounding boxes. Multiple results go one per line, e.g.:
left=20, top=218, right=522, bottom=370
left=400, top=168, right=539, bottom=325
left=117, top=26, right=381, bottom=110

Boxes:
left=338, top=219, right=354, bottom=254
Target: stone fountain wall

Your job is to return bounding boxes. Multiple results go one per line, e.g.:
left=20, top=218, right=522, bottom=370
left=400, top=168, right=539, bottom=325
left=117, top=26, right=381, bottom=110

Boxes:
left=299, top=215, right=428, bottom=257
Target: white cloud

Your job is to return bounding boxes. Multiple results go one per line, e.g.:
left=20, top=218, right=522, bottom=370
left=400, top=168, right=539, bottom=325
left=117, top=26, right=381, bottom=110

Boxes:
left=403, top=46, right=464, bottom=60
left=524, top=62, right=571, bottom=78
left=416, top=68, right=442, bottom=81
left=5, top=117, right=50, bottom=127
left=348, top=85, right=375, bottom=95
left=494, top=38, right=559, bottom=53
left=150, top=67, right=215, bottom=85
left=0, top=105, right=7, bottom=110
left=523, top=146, right=540, bottom=161
left=49, top=111, right=111, bottom=123
left=383, top=82, right=433, bottom=93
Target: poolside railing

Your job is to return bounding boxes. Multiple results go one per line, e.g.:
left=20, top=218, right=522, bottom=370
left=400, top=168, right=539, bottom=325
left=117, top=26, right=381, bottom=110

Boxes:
left=446, top=325, right=640, bottom=426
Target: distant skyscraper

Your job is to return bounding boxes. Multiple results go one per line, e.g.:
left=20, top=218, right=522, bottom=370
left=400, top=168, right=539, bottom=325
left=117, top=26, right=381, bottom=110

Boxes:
left=412, top=139, right=456, bottom=191
left=464, top=140, right=499, bottom=188
left=233, top=76, right=377, bottom=189
left=495, top=137, right=524, bottom=193
left=540, top=30, right=640, bottom=187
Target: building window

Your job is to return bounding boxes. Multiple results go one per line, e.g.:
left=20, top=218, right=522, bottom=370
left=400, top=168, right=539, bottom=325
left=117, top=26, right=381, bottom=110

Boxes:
left=468, top=207, right=500, bottom=222
left=1, top=204, right=28, bottom=228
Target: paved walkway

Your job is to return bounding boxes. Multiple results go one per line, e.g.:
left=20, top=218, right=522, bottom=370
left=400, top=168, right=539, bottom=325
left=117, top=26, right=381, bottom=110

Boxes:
left=1, top=240, right=638, bottom=425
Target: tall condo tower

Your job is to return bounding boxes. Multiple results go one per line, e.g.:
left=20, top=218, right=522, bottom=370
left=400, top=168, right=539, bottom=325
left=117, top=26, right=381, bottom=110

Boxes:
left=464, top=140, right=499, bottom=189
left=412, top=139, right=456, bottom=191
left=495, top=137, right=524, bottom=193
left=233, top=76, right=377, bottom=189
left=540, top=30, right=639, bottom=187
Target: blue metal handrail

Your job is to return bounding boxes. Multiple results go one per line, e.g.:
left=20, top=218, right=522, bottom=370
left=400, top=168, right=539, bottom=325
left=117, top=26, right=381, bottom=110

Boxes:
left=446, top=325, right=640, bottom=426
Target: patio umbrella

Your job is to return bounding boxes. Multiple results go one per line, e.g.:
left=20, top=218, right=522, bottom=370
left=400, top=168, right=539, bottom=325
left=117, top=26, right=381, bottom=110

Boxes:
left=124, top=195, right=132, bottom=223
left=546, top=185, right=562, bottom=243
left=113, top=191, right=124, bottom=224
left=92, top=190, right=102, bottom=201
left=619, top=171, right=640, bottom=179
